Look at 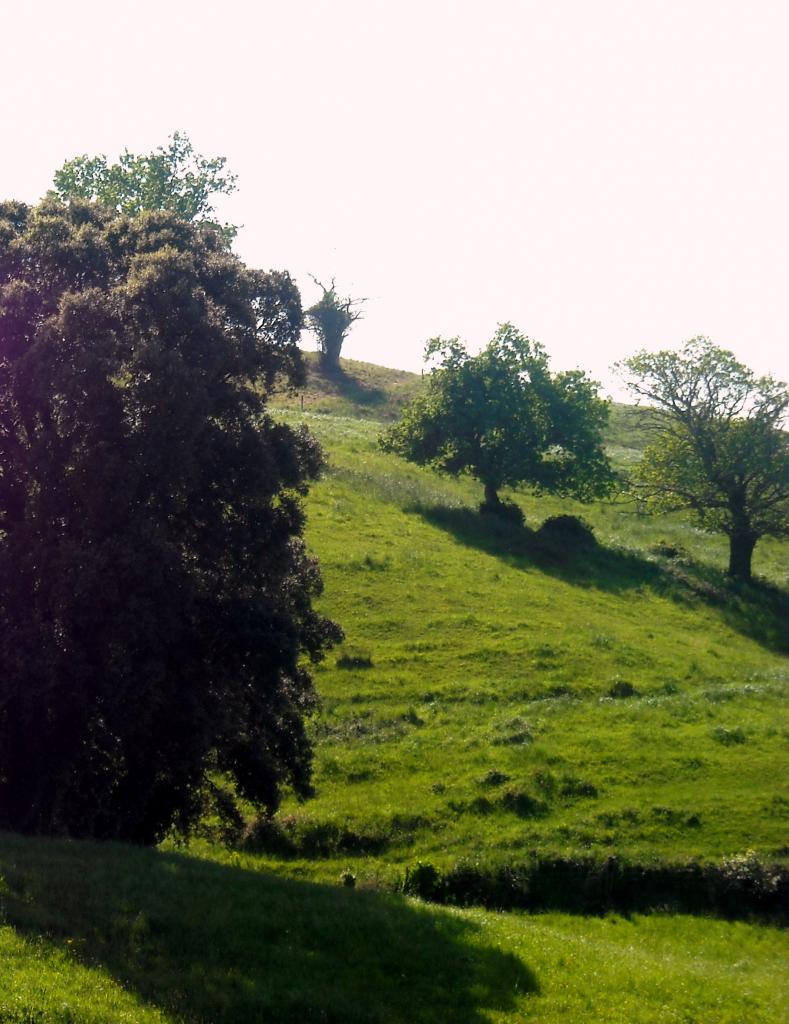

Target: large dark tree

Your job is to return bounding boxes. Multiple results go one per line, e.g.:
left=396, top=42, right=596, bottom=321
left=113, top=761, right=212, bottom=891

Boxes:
left=381, top=325, right=614, bottom=513
left=0, top=198, right=341, bottom=843
left=618, top=338, right=789, bottom=582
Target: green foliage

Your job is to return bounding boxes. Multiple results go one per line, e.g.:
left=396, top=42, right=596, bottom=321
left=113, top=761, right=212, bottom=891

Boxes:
left=619, top=337, right=789, bottom=581
left=0, top=198, right=340, bottom=843
left=306, top=277, right=365, bottom=371
left=51, top=131, right=238, bottom=243
left=381, top=325, right=615, bottom=510
left=399, top=852, right=788, bottom=920
left=537, top=514, right=596, bottom=549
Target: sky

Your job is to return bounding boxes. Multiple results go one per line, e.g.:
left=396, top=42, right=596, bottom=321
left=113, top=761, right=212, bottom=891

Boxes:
left=3, top=0, right=788, bottom=398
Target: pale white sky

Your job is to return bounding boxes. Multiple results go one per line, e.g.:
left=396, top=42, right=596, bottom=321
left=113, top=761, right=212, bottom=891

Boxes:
left=3, top=0, right=788, bottom=397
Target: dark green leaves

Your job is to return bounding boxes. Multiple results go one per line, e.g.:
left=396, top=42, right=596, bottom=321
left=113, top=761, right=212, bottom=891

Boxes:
left=0, top=199, right=339, bottom=843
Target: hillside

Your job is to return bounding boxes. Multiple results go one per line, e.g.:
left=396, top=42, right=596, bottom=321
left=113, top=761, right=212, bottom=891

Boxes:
left=272, top=352, right=427, bottom=421
left=246, top=400, right=788, bottom=882
left=2, top=356, right=787, bottom=1023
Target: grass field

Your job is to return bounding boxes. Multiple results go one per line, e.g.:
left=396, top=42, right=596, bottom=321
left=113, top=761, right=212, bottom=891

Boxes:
left=1, top=357, right=787, bottom=1022
left=1, top=832, right=786, bottom=1023
left=225, top=398, right=788, bottom=890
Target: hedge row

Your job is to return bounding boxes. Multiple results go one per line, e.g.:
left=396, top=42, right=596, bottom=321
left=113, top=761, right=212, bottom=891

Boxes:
left=400, top=852, right=788, bottom=921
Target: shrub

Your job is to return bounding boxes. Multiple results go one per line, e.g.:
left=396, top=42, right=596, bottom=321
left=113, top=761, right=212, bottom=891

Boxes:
left=608, top=679, right=639, bottom=699
left=650, top=539, right=687, bottom=559
left=537, top=514, right=596, bottom=549
left=478, top=770, right=510, bottom=788
left=500, top=788, right=548, bottom=818
left=713, top=726, right=747, bottom=745
left=402, top=861, right=443, bottom=900
left=400, top=854, right=789, bottom=921
left=559, top=777, right=599, bottom=799
left=336, top=650, right=374, bottom=669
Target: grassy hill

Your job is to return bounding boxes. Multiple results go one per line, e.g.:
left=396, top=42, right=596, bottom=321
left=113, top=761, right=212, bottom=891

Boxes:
left=242, top=403, right=788, bottom=881
left=2, top=356, right=787, bottom=1022
left=272, top=352, right=427, bottom=421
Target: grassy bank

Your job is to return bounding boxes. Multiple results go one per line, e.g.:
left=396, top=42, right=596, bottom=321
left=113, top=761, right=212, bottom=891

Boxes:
left=0, top=833, right=786, bottom=1023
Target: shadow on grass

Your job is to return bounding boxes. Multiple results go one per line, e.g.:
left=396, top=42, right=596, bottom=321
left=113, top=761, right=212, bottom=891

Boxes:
left=312, top=363, right=388, bottom=408
left=0, top=832, right=538, bottom=1024
left=414, top=503, right=789, bottom=654
left=414, top=502, right=661, bottom=595
left=690, top=571, right=789, bottom=655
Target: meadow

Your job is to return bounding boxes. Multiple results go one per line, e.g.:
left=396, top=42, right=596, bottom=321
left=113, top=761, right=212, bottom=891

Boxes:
left=1, top=358, right=787, bottom=1022
left=235, top=383, right=788, bottom=886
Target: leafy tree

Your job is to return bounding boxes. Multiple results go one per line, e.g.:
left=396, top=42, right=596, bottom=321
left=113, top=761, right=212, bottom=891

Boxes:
left=618, top=338, right=789, bottom=582
left=0, top=197, right=341, bottom=844
left=51, top=131, right=238, bottom=243
left=306, top=276, right=365, bottom=371
left=380, top=324, right=614, bottom=514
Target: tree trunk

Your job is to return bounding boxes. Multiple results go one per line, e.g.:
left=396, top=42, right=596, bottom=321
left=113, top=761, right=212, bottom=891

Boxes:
left=320, top=348, right=341, bottom=373
left=727, top=531, right=757, bottom=582
left=482, top=481, right=501, bottom=511
left=320, top=332, right=343, bottom=373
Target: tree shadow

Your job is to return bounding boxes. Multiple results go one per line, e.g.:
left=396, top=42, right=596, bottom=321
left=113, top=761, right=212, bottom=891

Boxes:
left=414, top=502, right=662, bottom=595
left=675, top=568, right=789, bottom=655
left=0, top=832, right=539, bottom=1023
left=413, top=503, right=789, bottom=654
left=312, top=362, right=387, bottom=408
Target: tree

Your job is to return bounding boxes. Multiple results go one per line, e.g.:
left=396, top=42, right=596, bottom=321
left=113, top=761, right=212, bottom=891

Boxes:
left=51, top=131, right=238, bottom=244
left=380, top=324, right=614, bottom=514
left=0, top=197, right=341, bottom=844
left=618, top=338, right=789, bottom=582
left=305, top=277, right=365, bottom=371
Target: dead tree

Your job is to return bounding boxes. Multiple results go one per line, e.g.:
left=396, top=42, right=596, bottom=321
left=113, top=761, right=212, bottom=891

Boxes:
left=305, top=276, right=366, bottom=372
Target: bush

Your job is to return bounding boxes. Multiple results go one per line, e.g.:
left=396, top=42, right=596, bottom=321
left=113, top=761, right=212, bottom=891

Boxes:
left=478, top=770, right=510, bottom=787
left=559, top=776, right=599, bottom=799
left=608, top=679, right=639, bottom=699
left=500, top=788, right=548, bottom=818
left=402, top=861, right=443, bottom=900
left=713, top=726, right=747, bottom=745
left=336, top=650, right=374, bottom=669
left=537, top=514, right=596, bottom=549
left=401, top=853, right=789, bottom=921
left=650, top=539, right=687, bottom=559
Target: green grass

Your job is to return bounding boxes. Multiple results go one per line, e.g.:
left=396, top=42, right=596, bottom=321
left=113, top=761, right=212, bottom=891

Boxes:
left=0, top=833, right=786, bottom=1023
left=231, top=408, right=789, bottom=887
left=272, top=352, right=427, bottom=421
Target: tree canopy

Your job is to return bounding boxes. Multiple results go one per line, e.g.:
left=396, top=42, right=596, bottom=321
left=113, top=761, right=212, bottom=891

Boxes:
left=381, top=325, right=614, bottom=513
left=0, top=197, right=341, bottom=843
left=51, top=131, right=238, bottom=244
left=306, top=277, right=365, bottom=371
left=618, top=337, right=789, bottom=581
